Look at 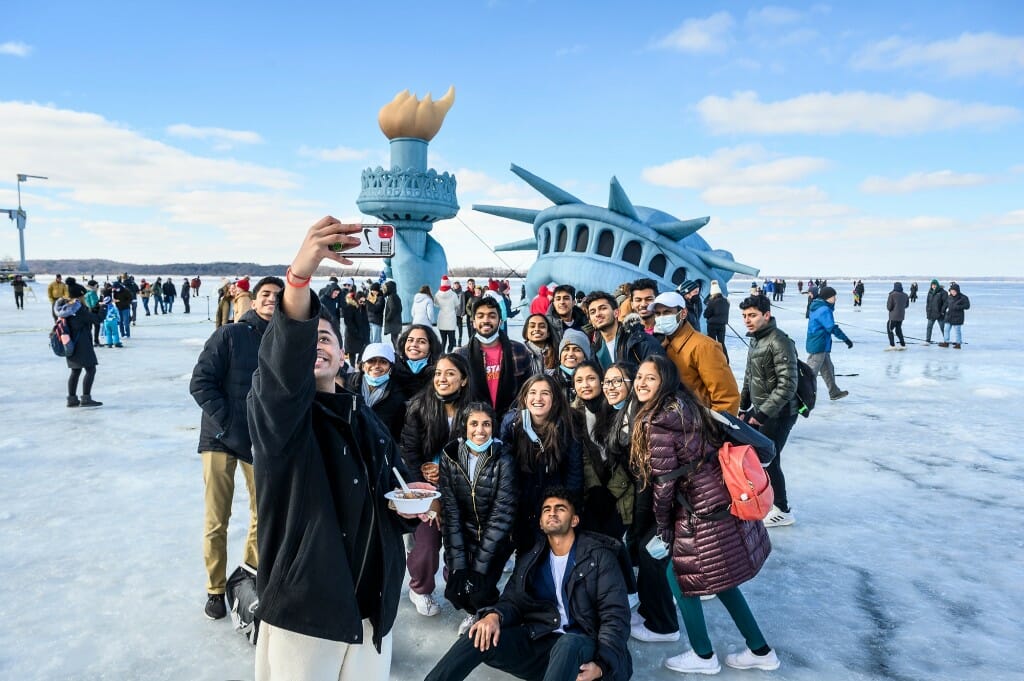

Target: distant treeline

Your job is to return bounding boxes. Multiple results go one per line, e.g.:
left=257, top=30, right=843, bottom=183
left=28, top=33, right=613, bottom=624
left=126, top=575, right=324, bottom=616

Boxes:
left=23, top=259, right=529, bottom=280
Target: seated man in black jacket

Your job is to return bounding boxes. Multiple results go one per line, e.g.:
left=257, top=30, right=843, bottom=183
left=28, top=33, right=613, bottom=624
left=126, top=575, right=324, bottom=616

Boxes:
left=248, top=217, right=434, bottom=681
left=426, top=487, right=632, bottom=681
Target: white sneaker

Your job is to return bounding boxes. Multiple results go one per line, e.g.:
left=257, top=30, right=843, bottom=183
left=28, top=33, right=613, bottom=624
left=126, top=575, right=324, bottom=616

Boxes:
left=725, top=648, right=780, bottom=671
left=630, top=610, right=644, bottom=628
left=457, top=614, right=477, bottom=636
left=631, top=622, right=680, bottom=642
left=763, top=505, right=795, bottom=528
left=664, top=650, right=721, bottom=675
left=700, top=594, right=716, bottom=601
left=408, top=590, right=440, bottom=616
left=628, top=592, right=640, bottom=611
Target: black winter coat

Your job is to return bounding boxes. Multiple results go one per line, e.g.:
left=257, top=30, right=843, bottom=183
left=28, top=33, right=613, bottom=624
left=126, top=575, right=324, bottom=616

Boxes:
left=685, top=295, right=703, bottom=333
left=591, top=322, right=666, bottom=371
left=343, top=372, right=407, bottom=444
left=943, top=291, right=971, bottom=325
left=499, top=410, right=584, bottom=554
left=399, top=396, right=451, bottom=483
left=702, top=295, right=730, bottom=325
left=365, top=294, right=385, bottom=326
left=341, top=302, right=370, bottom=358
left=926, top=286, right=948, bottom=321
left=64, top=304, right=98, bottom=370
left=485, top=531, right=632, bottom=681
left=190, top=308, right=268, bottom=461
left=162, top=280, right=176, bottom=297
left=383, top=282, right=403, bottom=335
left=391, top=357, right=434, bottom=399
left=247, top=295, right=415, bottom=649
left=439, top=439, right=518, bottom=575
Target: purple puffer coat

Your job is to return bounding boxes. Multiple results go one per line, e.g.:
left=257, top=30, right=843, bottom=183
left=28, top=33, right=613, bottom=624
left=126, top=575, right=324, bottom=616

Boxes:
left=647, top=398, right=770, bottom=596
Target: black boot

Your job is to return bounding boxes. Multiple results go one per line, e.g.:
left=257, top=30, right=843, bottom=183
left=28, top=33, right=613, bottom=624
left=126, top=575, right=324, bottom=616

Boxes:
left=80, top=395, right=103, bottom=407
left=67, top=395, right=80, bottom=408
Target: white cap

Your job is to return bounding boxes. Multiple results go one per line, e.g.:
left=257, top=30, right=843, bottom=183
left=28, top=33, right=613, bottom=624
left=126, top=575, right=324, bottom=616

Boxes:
left=709, top=280, right=722, bottom=296
left=646, top=291, right=686, bottom=314
left=343, top=277, right=356, bottom=287
left=362, top=342, right=395, bottom=364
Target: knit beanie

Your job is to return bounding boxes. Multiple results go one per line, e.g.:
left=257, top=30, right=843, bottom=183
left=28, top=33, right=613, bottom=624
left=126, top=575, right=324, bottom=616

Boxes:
left=439, top=275, right=451, bottom=292
left=235, top=278, right=250, bottom=292
left=558, top=328, right=593, bottom=360
left=818, top=286, right=837, bottom=300
left=709, top=280, right=722, bottom=296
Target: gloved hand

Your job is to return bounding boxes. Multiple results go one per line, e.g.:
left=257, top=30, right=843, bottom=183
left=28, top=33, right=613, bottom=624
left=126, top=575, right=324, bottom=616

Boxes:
left=445, top=570, right=468, bottom=601
left=622, top=313, right=643, bottom=331
left=646, top=534, right=670, bottom=560
left=844, top=339, right=854, bottom=349
left=463, top=571, right=486, bottom=596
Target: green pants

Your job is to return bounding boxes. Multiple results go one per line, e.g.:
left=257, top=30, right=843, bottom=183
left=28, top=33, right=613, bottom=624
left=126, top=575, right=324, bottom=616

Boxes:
left=666, top=564, right=768, bottom=656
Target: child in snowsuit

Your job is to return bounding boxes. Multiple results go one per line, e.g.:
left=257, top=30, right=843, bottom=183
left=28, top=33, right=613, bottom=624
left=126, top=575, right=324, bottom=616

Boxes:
left=103, top=297, right=123, bottom=347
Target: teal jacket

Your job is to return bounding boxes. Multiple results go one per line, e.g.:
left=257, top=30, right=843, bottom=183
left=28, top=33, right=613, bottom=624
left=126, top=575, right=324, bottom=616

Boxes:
left=806, top=299, right=850, bottom=354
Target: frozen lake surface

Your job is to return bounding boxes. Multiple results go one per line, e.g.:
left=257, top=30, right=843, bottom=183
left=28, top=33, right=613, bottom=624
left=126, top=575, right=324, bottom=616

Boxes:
left=1, top=277, right=1021, bottom=680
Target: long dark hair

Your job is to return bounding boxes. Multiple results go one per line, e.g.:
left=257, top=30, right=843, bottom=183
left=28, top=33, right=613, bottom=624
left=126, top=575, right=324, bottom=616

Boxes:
left=629, top=355, right=721, bottom=489
left=457, top=401, right=498, bottom=447
left=522, top=313, right=558, bottom=370
left=513, top=374, right=581, bottom=474
left=397, top=323, right=442, bottom=363
left=408, top=353, right=472, bottom=457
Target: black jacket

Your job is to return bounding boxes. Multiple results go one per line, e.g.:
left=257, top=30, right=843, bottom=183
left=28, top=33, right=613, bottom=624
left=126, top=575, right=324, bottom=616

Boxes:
left=483, top=531, right=632, bottom=681
left=943, top=289, right=971, bottom=325
left=926, top=286, right=947, bottom=321
left=162, top=280, right=176, bottom=297
left=399, top=396, right=451, bottom=483
left=64, top=304, right=98, bottom=370
left=383, top=282, right=403, bottom=335
left=247, top=295, right=414, bottom=649
left=341, top=301, right=370, bottom=357
left=439, top=439, right=518, bottom=575
left=685, top=295, right=703, bottom=333
left=190, top=308, right=268, bottom=461
left=590, top=321, right=666, bottom=371
left=343, top=372, right=407, bottom=444
left=391, top=357, right=434, bottom=399
left=365, top=294, right=385, bottom=326
left=740, top=318, right=799, bottom=420
left=545, top=306, right=588, bottom=342
left=703, top=295, right=730, bottom=326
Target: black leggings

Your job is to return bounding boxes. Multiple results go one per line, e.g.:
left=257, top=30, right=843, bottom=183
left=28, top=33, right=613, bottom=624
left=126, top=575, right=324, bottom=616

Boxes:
left=887, top=320, right=905, bottom=346
left=68, top=366, right=96, bottom=397
left=440, top=329, right=456, bottom=353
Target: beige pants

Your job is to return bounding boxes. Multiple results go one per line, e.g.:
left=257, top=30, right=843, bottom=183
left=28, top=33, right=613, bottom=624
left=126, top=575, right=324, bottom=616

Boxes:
left=256, top=619, right=392, bottom=681
left=202, top=451, right=258, bottom=594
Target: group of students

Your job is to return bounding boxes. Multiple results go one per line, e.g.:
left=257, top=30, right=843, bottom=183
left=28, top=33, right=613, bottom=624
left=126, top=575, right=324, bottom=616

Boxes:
left=203, top=218, right=794, bottom=680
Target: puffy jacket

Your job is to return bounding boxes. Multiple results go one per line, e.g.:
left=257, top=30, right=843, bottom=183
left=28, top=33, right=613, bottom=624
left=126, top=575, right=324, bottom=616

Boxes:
left=365, top=292, right=385, bottom=326
left=887, top=284, right=909, bottom=322
left=411, top=292, right=436, bottom=326
left=926, top=284, right=947, bottom=321
left=399, top=397, right=454, bottom=483
left=434, top=288, right=459, bottom=330
left=499, top=410, right=584, bottom=554
left=943, top=287, right=971, bottom=325
left=382, top=282, right=403, bottom=335
left=247, top=295, right=415, bottom=649
left=648, top=399, right=770, bottom=595
left=664, top=322, right=740, bottom=414
left=702, top=295, right=730, bottom=325
left=806, top=298, right=850, bottom=354
left=190, top=308, right=268, bottom=461
left=484, top=531, right=632, bottom=681
left=740, top=318, right=798, bottom=420
left=63, top=303, right=99, bottom=370
left=47, top=280, right=68, bottom=303
left=439, top=439, right=518, bottom=575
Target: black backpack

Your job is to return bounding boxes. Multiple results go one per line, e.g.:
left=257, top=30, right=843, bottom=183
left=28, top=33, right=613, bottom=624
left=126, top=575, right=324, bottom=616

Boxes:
left=795, top=359, right=817, bottom=417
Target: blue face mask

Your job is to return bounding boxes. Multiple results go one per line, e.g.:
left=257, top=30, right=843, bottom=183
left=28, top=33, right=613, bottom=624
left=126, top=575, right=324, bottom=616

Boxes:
left=364, top=373, right=390, bottom=388
left=466, top=437, right=492, bottom=453
left=407, top=358, right=429, bottom=374
left=612, top=401, right=626, bottom=411
left=559, top=364, right=575, bottom=377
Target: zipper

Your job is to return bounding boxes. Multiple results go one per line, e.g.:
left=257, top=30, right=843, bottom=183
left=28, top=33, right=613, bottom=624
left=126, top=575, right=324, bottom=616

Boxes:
left=448, top=447, right=489, bottom=542
left=352, top=399, right=377, bottom=594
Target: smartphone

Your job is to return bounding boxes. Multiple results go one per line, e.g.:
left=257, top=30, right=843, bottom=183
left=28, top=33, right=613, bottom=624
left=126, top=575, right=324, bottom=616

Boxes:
left=330, top=224, right=395, bottom=258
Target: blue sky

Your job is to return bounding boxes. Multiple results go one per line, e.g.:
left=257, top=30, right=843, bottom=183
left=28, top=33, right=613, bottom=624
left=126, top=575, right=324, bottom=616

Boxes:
left=2, top=1, right=1022, bottom=276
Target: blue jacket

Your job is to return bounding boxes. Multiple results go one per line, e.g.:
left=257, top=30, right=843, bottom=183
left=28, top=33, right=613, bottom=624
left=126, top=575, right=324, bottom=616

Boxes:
left=806, top=298, right=850, bottom=354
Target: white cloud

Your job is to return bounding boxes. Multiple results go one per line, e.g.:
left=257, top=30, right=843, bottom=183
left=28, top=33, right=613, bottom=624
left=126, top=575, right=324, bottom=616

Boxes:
left=758, top=201, right=854, bottom=218
left=697, top=90, right=1020, bottom=135
left=166, top=123, right=262, bottom=150
left=994, top=209, right=1024, bottom=226
left=642, top=145, right=829, bottom=189
left=860, top=170, right=990, bottom=195
left=555, top=44, right=586, bottom=57
left=297, top=145, right=372, bottom=162
left=0, top=42, right=31, bottom=57
left=701, top=184, right=827, bottom=206
left=852, top=32, right=1024, bottom=77
left=654, top=12, right=734, bottom=54
left=746, top=6, right=803, bottom=26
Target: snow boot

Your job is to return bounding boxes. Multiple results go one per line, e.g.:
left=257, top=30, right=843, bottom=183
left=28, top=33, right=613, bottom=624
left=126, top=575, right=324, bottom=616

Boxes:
left=80, top=395, right=103, bottom=407
left=67, top=395, right=80, bottom=408
left=938, top=342, right=950, bottom=347
left=953, top=343, right=962, bottom=349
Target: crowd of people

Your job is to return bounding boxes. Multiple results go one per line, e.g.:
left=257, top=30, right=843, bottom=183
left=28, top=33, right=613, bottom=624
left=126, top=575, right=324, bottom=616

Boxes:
left=27, top=221, right=976, bottom=679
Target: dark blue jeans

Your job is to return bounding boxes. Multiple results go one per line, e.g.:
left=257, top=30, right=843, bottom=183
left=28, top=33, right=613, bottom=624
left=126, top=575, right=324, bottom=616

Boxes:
left=164, top=295, right=175, bottom=312
left=426, top=629, right=595, bottom=681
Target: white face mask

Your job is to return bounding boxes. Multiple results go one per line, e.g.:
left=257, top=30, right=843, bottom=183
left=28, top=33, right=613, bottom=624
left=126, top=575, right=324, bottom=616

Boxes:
left=653, top=314, right=680, bottom=336
left=476, top=331, right=500, bottom=344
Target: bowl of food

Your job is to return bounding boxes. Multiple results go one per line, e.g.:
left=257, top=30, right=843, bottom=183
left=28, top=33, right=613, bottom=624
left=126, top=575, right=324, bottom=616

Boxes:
left=385, top=488, right=441, bottom=514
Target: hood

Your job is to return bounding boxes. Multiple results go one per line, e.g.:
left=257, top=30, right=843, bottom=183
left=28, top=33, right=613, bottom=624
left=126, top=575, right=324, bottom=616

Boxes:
left=893, top=282, right=903, bottom=292
left=810, top=298, right=833, bottom=312
left=414, top=292, right=431, bottom=302
left=930, top=279, right=940, bottom=287
left=949, top=283, right=961, bottom=293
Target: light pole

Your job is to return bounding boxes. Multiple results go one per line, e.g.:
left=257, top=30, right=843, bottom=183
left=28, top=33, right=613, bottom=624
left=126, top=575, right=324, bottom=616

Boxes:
left=8, top=174, right=47, bottom=272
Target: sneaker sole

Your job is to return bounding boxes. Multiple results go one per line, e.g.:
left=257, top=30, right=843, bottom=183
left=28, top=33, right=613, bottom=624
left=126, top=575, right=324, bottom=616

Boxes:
left=632, top=631, right=681, bottom=643
left=664, top=661, right=721, bottom=674
left=726, top=659, right=780, bottom=671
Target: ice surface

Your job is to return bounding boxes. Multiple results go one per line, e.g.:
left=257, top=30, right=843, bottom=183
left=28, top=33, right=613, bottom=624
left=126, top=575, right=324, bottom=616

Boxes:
left=1, top=278, right=1021, bottom=680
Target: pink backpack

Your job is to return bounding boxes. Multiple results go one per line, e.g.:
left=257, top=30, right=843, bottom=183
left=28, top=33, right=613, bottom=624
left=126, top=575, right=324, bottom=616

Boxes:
left=718, top=442, right=774, bottom=521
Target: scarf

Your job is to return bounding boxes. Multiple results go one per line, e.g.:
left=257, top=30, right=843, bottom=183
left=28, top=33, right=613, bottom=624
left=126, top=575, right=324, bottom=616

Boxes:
left=465, top=332, right=517, bottom=415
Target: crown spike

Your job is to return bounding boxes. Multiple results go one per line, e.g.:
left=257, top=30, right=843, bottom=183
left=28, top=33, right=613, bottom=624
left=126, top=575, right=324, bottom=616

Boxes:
left=509, top=164, right=581, bottom=205
left=608, top=176, right=640, bottom=220
left=473, top=204, right=541, bottom=224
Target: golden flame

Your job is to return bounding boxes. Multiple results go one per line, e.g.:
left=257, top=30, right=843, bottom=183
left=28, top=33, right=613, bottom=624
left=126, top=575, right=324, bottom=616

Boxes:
left=378, top=86, right=455, bottom=141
